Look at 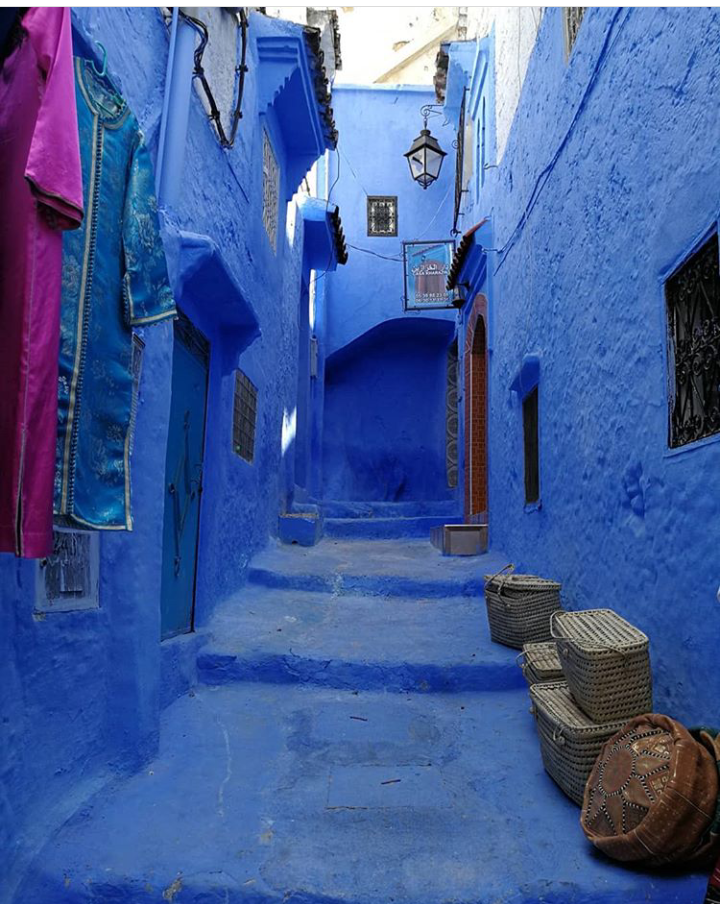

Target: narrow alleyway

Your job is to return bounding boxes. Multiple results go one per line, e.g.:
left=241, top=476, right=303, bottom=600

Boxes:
left=18, top=535, right=705, bottom=903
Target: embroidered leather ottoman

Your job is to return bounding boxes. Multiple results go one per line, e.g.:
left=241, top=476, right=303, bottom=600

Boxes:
left=582, top=714, right=719, bottom=865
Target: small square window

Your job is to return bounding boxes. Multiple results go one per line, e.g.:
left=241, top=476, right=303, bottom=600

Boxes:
left=233, top=370, right=258, bottom=462
left=523, top=386, right=540, bottom=505
left=262, top=130, right=279, bottom=249
left=367, top=196, right=397, bottom=237
left=666, top=232, right=720, bottom=448
left=564, top=7, right=586, bottom=59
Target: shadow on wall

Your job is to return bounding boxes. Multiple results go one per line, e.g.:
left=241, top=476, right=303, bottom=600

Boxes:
left=323, top=317, right=456, bottom=502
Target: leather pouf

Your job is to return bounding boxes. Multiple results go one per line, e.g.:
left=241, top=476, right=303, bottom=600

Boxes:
left=581, top=714, right=719, bottom=866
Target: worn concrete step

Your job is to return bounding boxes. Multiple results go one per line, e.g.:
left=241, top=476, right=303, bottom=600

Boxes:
left=196, top=588, right=524, bottom=693
left=323, top=500, right=459, bottom=519
left=247, top=538, right=501, bottom=598
left=17, top=683, right=705, bottom=904
left=324, top=515, right=464, bottom=540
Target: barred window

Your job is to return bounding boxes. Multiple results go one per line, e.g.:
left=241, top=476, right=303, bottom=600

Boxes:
left=262, top=130, right=279, bottom=249
left=233, top=370, right=258, bottom=462
left=564, top=7, right=586, bottom=58
left=666, top=233, right=720, bottom=448
left=367, top=196, right=397, bottom=237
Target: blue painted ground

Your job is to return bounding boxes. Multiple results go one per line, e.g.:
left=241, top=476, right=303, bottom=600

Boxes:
left=16, top=539, right=706, bottom=903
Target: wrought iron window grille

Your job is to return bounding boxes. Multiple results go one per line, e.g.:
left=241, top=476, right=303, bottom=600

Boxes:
left=367, top=196, right=398, bottom=237
left=180, top=9, right=249, bottom=150
left=564, top=7, right=586, bottom=59
left=666, top=232, right=720, bottom=448
left=452, top=88, right=467, bottom=236
left=262, top=129, right=280, bottom=249
left=233, top=370, right=258, bottom=462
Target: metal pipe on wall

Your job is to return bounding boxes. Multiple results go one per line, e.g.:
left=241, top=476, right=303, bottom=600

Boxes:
left=156, top=7, right=198, bottom=208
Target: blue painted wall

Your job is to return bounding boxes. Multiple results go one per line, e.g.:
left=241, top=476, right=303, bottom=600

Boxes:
left=1, top=8, right=327, bottom=897
left=324, top=84, right=457, bottom=356
left=453, top=7, right=720, bottom=724
left=323, top=318, right=455, bottom=502
left=320, top=85, right=459, bottom=505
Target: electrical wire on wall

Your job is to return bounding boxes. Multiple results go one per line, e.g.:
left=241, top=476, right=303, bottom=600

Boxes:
left=180, top=8, right=249, bottom=150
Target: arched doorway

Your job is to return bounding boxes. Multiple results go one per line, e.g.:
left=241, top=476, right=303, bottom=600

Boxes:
left=464, top=294, right=488, bottom=523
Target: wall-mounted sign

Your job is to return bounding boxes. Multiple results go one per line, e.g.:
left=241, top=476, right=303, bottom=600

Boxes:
left=403, top=240, right=455, bottom=310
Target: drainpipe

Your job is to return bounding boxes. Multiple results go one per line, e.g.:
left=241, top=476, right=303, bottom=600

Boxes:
left=156, top=7, right=198, bottom=208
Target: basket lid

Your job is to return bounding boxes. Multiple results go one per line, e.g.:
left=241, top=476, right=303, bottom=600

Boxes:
left=484, top=573, right=561, bottom=592
left=553, top=608, right=649, bottom=650
left=523, top=641, right=562, bottom=673
left=530, top=682, right=627, bottom=735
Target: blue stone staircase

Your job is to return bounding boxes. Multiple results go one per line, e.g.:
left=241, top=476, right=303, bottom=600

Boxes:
left=322, top=499, right=463, bottom=540
left=14, top=539, right=706, bottom=904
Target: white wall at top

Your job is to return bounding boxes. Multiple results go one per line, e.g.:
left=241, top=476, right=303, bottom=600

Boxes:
left=490, top=7, right=543, bottom=162
left=461, top=7, right=543, bottom=164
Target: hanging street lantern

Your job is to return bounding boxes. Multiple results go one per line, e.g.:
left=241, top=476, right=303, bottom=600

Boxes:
left=405, top=106, right=447, bottom=189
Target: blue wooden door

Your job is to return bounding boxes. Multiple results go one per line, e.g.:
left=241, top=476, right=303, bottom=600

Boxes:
left=160, top=315, right=209, bottom=640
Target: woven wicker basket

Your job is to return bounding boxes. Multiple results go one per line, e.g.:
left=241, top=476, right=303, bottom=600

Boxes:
left=483, top=566, right=562, bottom=650
left=552, top=608, right=652, bottom=722
left=530, top=681, right=627, bottom=806
left=520, top=641, right=564, bottom=686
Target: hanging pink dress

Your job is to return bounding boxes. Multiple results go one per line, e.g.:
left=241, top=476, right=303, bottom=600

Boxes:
left=0, top=8, right=83, bottom=557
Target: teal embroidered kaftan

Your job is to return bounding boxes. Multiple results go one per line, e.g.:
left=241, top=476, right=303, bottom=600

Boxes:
left=55, top=58, right=176, bottom=530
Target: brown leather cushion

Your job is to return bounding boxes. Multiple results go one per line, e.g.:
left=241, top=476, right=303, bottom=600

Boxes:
left=582, top=714, right=718, bottom=866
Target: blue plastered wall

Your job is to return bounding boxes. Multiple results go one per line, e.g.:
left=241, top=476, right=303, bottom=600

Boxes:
left=458, top=7, right=720, bottom=723
left=1, top=8, right=319, bottom=896
left=321, top=85, right=458, bottom=505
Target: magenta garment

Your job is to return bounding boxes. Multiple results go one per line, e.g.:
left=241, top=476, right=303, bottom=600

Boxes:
left=0, top=8, right=83, bottom=558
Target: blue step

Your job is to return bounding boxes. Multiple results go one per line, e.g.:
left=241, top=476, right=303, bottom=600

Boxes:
left=246, top=538, right=498, bottom=598
left=196, top=588, right=524, bottom=694
left=324, top=515, right=463, bottom=540
left=323, top=499, right=459, bottom=519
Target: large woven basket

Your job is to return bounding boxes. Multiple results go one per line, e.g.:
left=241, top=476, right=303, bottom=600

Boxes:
left=483, top=566, right=562, bottom=649
left=582, top=715, right=719, bottom=866
left=530, top=681, right=627, bottom=806
left=519, top=641, right=564, bottom=686
left=552, top=608, right=652, bottom=722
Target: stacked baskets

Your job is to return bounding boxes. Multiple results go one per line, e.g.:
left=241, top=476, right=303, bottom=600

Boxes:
left=529, top=608, right=652, bottom=805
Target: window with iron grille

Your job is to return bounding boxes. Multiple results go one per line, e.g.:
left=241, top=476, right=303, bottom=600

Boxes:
left=367, top=196, right=397, bottom=237
left=233, top=370, right=257, bottom=462
left=523, top=386, right=540, bottom=505
left=666, top=232, right=720, bottom=448
left=452, top=89, right=466, bottom=234
left=36, top=528, right=99, bottom=612
left=262, top=129, right=279, bottom=249
left=564, top=7, right=586, bottom=58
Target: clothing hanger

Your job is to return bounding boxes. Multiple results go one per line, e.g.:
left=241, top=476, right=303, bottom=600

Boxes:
left=87, top=40, right=125, bottom=115
left=90, top=41, right=108, bottom=78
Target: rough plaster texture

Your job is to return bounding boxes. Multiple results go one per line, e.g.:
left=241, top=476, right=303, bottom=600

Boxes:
left=458, top=7, right=720, bottom=724
left=1, top=7, right=318, bottom=895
